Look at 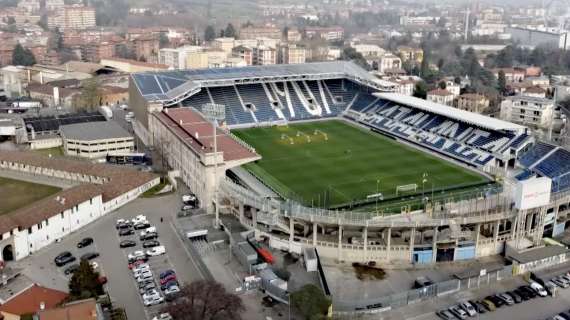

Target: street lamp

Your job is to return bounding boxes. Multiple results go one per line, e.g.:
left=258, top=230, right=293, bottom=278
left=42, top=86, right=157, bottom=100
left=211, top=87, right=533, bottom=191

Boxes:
left=376, top=179, right=381, bottom=214
left=202, top=103, right=226, bottom=229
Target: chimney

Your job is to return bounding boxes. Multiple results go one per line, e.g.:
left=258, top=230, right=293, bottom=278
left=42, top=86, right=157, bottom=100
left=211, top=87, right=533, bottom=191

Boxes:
left=195, top=132, right=199, bottom=139
left=53, top=86, right=60, bottom=106
left=40, top=301, right=45, bottom=310
left=179, top=119, right=183, bottom=125
left=60, top=197, right=66, bottom=205
left=164, top=108, right=168, bottom=113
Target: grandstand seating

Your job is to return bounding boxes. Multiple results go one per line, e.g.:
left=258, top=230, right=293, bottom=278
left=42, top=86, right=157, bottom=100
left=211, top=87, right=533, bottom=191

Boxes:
left=354, top=98, right=525, bottom=167
left=517, top=142, right=570, bottom=192
left=518, top=142, right=555, bottom=168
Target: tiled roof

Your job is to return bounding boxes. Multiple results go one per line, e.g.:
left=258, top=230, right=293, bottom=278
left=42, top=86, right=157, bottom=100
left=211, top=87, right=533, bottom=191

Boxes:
left=37, top=298, right=97, bottom=320
left=0, top=284, right=67, bottom=316
left=0, top=151, right=158, bottom=234
left=428, top=89, right=453, bottom=96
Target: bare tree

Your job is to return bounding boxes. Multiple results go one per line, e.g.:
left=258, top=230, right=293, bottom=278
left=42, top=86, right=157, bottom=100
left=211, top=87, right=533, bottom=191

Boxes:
left=161, top=280, right=244, bottom=320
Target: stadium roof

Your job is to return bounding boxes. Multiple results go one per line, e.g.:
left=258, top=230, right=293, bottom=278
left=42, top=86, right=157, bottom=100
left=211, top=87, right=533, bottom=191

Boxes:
left=60, top=121, right=132, bottom=141
left=132, top=61, right=396, bottom=106
left=374, top=92, right=527, bottom=131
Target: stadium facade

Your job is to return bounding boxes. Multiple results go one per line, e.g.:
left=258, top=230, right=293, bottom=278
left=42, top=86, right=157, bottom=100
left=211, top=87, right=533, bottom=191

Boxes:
left=130, top=61, right=570, bottom=264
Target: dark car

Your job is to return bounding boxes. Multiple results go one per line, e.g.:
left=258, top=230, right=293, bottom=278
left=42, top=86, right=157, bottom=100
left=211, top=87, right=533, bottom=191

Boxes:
left=55, top=252, right=76, bottom=267
left=486, top=295, right=504, bottom=308
left=143, top=240, right=160, bottom=248
left=140, top=232, right=158, bottom=241
left=159, top=269, right=176, bottom=279
left=119, top=240, right=137, bottom=248
left=161, top=279, right=179, bottom=291
left=80, top=252, right=100, bottom=260
left=64, top=263, right=80, bottom=275
left=77, top=237, right=94, bottom=248
left=507, top=291, right=522, bottom=304
left=160, top=274, right=177, bottom=285
left=139, top=281, right=157, bottom=294
left=472, top=301, right=487, bottom=314
left=118, top=229, right=134, bottom=236
left=513, top=288, right=530, bottom=301
left=134, top=222, right=151, bottom=230
left=519, top=285, right=537, bottom=298
left=116, top=222, right=131, bottom=230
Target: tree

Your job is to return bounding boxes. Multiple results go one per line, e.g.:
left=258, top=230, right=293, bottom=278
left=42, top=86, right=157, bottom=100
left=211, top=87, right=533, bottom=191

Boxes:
left=159, top=33, right=169, bottom=48
left=495, top=45, right=514, bottom=68
left=204, top=25, right=216, bottom=42
left=497, top=70, right=507, bottom=95
left=12, top=44, right=36, bottom=66
left=340, top=47, right=370, bottom=70
left=68, top=259, right=103, bottom=301
left=438, top=81, right=447, bottom=90
left=291, top=284, right=331, bottom=320
left=413, top=81, right=428, bottom=99
left=162, top=280, right=244, bottom=320
left=78, top=79, right=101, bottom=111
left=224, top=23, right=236, bottom=38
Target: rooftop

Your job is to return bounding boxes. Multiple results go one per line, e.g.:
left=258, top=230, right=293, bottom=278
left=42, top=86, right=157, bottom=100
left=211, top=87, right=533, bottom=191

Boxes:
left=428, top=88, right=453, bottom=96
left=374, top=92, right=526, bottom=131
left=154, top=108, right=260, bottom=163
left=60, top=121, right=132, bottom=141
left=37, top=298, right=98, bottom=320
left=509, top=245, right=569, bottom=264
left=0, top=284, right=67, bottom=316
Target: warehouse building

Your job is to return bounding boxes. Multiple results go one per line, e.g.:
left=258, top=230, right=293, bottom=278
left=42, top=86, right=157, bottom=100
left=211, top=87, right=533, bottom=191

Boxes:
left=60, top=121, right=134, bottom=159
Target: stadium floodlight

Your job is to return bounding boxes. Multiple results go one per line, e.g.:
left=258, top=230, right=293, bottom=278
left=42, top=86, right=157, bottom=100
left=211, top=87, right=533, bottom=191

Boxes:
left=202, top=103, right=226, bottom=229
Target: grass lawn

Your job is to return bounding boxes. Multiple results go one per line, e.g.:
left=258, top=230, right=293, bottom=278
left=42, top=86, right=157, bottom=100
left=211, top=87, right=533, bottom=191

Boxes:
left=32, top=147, right=64, bottom=157
left=233, top=120, right=490, bottom=208
left=0, top=177, right=61, bottom=215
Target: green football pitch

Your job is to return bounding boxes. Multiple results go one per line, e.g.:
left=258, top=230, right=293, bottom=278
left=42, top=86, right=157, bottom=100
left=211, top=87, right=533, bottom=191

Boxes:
left=233, top=120, right=491, bottom=208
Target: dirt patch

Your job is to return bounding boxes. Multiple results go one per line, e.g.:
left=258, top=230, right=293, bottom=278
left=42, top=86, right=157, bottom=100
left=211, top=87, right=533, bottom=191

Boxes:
left=352, top=262, right=387, bottom=281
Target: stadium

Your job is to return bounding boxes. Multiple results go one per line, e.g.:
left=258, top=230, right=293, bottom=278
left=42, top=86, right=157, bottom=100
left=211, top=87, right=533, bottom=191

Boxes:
left=130, top=61, right=570, bottom=264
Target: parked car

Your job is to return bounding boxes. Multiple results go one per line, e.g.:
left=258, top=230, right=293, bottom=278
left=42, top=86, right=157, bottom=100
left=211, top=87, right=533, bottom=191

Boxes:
left=160, top=274, right=177, bottom=285
left=530, top=282, right=548, bottom=297
left=513, top=288, right=531, bottom=301
left=129, top=259, right=148, bottom=269
left=55, top=252, right=76, bottom=267
left=64, top=264, right=80, bottom=275
left=143, top=295, right=164, bottom=307
left=506, top=291, right=522, bottom=304
left=497, top=293, right=514, bottom=305
left=449, top=305, right=468, bottom=319
left=134, top=222, right=151, bottom=230
left=152, top=313, right=173, bottom=320
left=120, top=240, right=137, bottom=248
left=147, top=246, right=166, bottom=256
left=181, top=204, right=194, bottom=211
left=77, top=237, right=94, bottom=248
left=518, top=285, right=537, bottom=298
left=128, top=250, right=146, bottom=262
left=119, top=229, right=135, bottom=236
left=459, top=301, right=476, bottom=316
left=485, top=295, right=504, bottom=308
left=140, top=232, right=158, bottom=241
left=139, top=281, right=157, bottom=295
left=161, top=280, right=178, bottom=291
left=143, top=240, right=161, bottom=248
left=80, top=252, right=99, bottom=260
left=472, top=301, right=488, bottom=314
left=159, top=269, right=176, bottom=279
left=137, top=273, right=154, bottom=283
left=164, top=285, right=180, bottom=295
left=480, top=299, right=496, bottom=311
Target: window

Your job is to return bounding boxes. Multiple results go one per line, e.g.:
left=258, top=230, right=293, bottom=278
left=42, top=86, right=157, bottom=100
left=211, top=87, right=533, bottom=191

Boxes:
left=60, top=212, right=64, bottom=218
left=28, top=227, right=32, bottom=234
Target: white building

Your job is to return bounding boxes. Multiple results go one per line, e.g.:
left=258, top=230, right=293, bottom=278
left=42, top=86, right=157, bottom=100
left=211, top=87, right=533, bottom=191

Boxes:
left=60, top=121, right=134, bottom=159
left=378, top=54, right=402, bottom=74
left=158, top=46, right=203, bottom=70
left=352, top=44, right=385, bottom=58
left=427, top=89, right=455, bottom=106
left=0, top=152, right=159, bottom=262
left=500, top=96, right=554, bottom=129
left=253, top=46, right=277, bottom=65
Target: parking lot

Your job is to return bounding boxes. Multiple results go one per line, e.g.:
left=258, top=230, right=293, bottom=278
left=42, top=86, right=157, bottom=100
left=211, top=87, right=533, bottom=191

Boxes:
left=16, top=189, right=205, bottom=320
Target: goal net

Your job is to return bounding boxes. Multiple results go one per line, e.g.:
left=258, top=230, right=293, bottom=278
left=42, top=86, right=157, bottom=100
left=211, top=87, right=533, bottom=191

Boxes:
left=396, top=184, right=418, bottom=196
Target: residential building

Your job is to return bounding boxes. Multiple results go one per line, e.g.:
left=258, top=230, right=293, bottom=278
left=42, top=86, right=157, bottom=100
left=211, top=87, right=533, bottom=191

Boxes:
left=60, top=121, right=134, bottom=159
left=427, top=89, right=455, bottom=106
left=159, top=45, right=202, bottom=69
left=397, top=46, right=424, bottom=63
left=456, top=93, right=490, bottom=113
left=304, top=26, right=344, bottom=41
left=129, top=35, right=160, bottom=63
left=47, top=5, right=96, bottom=31
left=185, top=51, right=209, bottom=69
left=26, top=83, right=81, bottom=108
left=36, top=298, right=103, bottom=320
left=508, top=26, right=570, bottom=50
left=523, top=86, right=547, bottom=98
left=100, top=86, right=128, bottom=106
left=286, top=28, right=302, bottom=42
left=232, top=46, right=254, bottom=65
left=45, top=0, right=64, bottom=11
left=444, top=80, right=461, bottom=97
left=212, top=37, right=236, bottom=57
left=500, top=95, right=554, bottom=129
left=252, top=46, right=276, bottom=65
left=0, top=284, right=67, bottom=319
left=277, top=43, right=306, bottom=64
left=81, top=41, right=116, bottom=63
left=240, top=26, right=282, bottom=40
left=378, top=54, right=402, bottom=74
left=399, top=16, right=439, bottom=26
left=493, top=68, right=526, bottom=83
left=352, top=44, right=385, bottom=58
left=17, top=0, right=40, bottom=14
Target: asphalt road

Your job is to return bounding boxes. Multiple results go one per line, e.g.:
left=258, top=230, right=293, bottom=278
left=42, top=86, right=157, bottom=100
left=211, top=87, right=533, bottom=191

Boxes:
left=18, top=189, right=204, bottom=320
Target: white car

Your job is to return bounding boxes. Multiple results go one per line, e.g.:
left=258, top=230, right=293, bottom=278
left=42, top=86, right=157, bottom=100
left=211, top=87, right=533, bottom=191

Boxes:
left=131, top=215, right=147, bottom=224
left=133, top=267, right=151, bottom=277
left=165, top=285, right=180, bottom=295
left=132, top=263, right=149, bottom=272
left=119, top=104, right=129, bottom=110
left=128, top=250, right=146, bottom=261
left=143, top=289, right=161, bottom=300
left=143, top=295, right=164, bottom=306
left=448, top=305, right=467, bottom=319
left=459, top=301, right=476, bottom=317
left=146, top=246, right=166, bottom=256
left=152, top=314, right=172, bottom=320
left=530, top=282, right=548, bottom=297
left=140, top=227, right=157, bottom=237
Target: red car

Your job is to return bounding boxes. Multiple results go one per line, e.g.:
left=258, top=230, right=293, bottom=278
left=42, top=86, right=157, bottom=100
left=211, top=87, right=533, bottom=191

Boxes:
left=160, top=274, right=177, bottom=285
left=128, top=259, right=146, bottom=270
left=98, top=276, right=108, bottom=285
